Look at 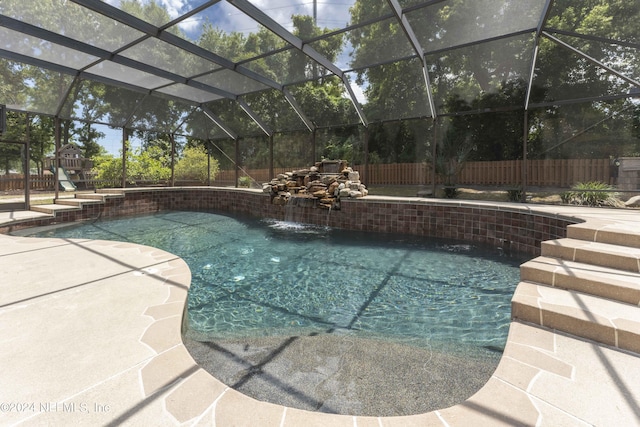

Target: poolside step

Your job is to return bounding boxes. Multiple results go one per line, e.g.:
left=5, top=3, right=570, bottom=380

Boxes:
left=541, top=238, right=640, bottom=273
left=568, top=220, right=640, bottom=249
left=30, top=203, right=80, bottom=215
left=512, top=281, right=640, bottom=354
left=521, top=256, right=640, bottom=306
left=95, top=189, right=125, bottom=197
left=55, top=198, right=105, bottom=207
left=77, top=193, right=110, bottom=202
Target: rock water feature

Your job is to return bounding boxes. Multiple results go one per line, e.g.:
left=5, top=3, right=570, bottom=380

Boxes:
left=263, top=160, right=368, bottom=210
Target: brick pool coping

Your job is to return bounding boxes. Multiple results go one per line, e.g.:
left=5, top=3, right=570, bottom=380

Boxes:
left=1, top=187, right=639, bottom=425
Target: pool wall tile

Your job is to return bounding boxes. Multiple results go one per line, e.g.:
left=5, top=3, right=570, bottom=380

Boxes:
left=0, top=187, right=580, bottom=255
left=12, top=188, right=568, bottom=256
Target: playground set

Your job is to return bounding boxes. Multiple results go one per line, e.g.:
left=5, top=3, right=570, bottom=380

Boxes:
left=44, top=143, right=94, bottom=191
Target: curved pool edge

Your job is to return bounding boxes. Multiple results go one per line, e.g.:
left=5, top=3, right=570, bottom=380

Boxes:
left=1, top=191, right=639, bottom=425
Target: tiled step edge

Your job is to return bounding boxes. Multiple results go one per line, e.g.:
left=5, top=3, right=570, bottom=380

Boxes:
left=568, top=220, right=640, bottom=249
left=55, top=198, right=105, bottom=207
left=76, top=193, right=111, bottom=201
left=541, top=238, right=640, bottom=273
left=512, top=281, right=640, bottom=354
left=31, top=204, right=81, bottom=215
left=521, top=256, right=640, bottom=306
left=95, top=189, right=126, bottom=197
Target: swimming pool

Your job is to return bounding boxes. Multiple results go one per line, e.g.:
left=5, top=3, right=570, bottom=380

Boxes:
left=30, top=210, right=526, bottom=352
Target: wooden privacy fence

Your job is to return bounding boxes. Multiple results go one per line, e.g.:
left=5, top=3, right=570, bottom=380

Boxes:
left=212, top=158, right=612, bottom=188
left=0, top=159, right=611, bottom=191
left=0, top=174, right=55, bottom=191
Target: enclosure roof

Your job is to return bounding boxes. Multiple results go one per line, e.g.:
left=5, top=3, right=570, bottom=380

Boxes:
left=1, top=0, right=639, bottom=139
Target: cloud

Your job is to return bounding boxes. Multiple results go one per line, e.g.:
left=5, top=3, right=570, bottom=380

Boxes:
left=250, top=0, right=354, bottom=31
left=158, top=0, right=186, bottom=19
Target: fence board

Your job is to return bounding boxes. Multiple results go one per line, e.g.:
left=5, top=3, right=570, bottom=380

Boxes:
left=210, top=159, right=611, bottom=188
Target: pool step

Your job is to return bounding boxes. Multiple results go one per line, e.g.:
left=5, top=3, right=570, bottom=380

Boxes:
left=520, top=256, right=640, bottom=306
left=31, top=203, right=80, bottom=215
left=514, top=218, right=640, bottom=354
left=30, top=191, right=123, bottom=216
left=541, top=238, right=640, bottom=273
left=75, top=193, right=113, bottom=202
left=568, top=220, right=640, bottom=249
left=96, top=189, right=126, bottom=197
left=55, top=197, right=106, bottom=207
left=512, top=281, right=640, bottom=354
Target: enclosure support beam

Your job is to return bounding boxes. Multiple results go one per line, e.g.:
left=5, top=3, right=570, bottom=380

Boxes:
left=201, top=106, right=238, bottom=140
left=237, top=99, right=273, bottom=137
left=363, top=127, right=369, bottom=186
left=235, top=138, right=240, bottom=189
left=311, top=129, right=317, bottom=166
left=207, top=141, right=212, bottom=186
left=283, top=89, right=315, bottom=133
left=431, top=117, right=438, bottom=198
left=269, top=134, right=274, bottom=182
left=341, top=75, right=368, bottom=127
left=122, top=128, right=127, bottom=188
left=24, top=113, right=30, bottom=210
left=386, top=0, right=437, bottom=119
left=544, top=31, right=640, bottom=89
left=54, top=117, right=60, bottom=201
left=522, top=110, right=529, bottom=202
left=525, top=0, right=554, bottom=110
left=170, top=134, right=176, bottom=187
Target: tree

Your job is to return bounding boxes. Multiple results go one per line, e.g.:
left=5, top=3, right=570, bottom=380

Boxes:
left=346, top=0, right=639, bottom=165
left=175, top=145, right=218, bottom=184
left=93, top=143, right=171, bottom=187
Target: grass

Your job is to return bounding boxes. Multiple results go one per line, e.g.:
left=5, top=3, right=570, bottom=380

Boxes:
left=367, top=185, right=563, bottom=204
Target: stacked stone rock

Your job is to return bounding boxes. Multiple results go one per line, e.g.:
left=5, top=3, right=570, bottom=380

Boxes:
left=263, top=160, right=368, bottom=209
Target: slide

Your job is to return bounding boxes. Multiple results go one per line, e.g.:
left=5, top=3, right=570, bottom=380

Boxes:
left=55, top=166, right=77, bottom=191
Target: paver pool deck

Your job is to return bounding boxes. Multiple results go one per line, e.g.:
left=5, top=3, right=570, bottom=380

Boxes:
left=1, top=197, right=639, bottom=426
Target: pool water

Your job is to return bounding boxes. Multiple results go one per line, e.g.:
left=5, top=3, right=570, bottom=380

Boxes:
left=31, top=211, right=528, bottom=352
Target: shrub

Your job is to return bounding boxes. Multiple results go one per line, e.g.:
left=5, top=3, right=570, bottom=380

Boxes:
left=442, top=186, right=459, bottom=199
left=507, top=187, right=523, bottom=202
left=237, top=176, right=251, bottom=188
left=561, top=181, right=622, bottom=207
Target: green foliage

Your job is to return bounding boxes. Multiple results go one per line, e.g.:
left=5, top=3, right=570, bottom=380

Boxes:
left=1, top=0, right=638, bottom=176
left=429, top=112, right=476, bottom=186
left=561, top=181, right=622, bottom=207
left=93, top=143, right=171, bottom=187
left=127, top=145, right=171, bottom=183
left=237, top=176, right=252, bottom=188
left=93, top=154, right=123, bottom=188
left=175, top=146, right=218, bottom=184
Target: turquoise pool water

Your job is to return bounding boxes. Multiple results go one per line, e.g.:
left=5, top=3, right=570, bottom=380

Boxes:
left=31, top=211, right=528, bottom=352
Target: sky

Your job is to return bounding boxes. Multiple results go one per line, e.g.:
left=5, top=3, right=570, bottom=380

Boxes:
left=96, top=0, right=366, bottom=152
left=104, top=0, right=355, bottom=36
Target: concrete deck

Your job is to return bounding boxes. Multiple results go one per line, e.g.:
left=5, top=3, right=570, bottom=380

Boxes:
left=1, top=200, right=639, bottom=426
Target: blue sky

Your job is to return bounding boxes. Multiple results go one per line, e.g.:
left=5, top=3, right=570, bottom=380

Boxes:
left=95, top=0, right=365, bottom=152
left=105, top=0, right=355, bottom=36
